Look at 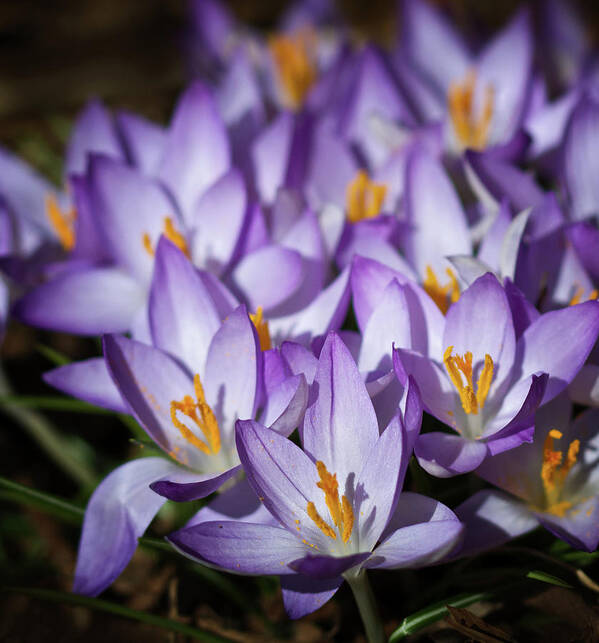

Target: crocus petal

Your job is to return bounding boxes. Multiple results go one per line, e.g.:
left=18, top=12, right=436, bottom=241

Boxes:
left=103, top=334, right=193, bottom=454
left=14, top=267, right=144, bottom=335
left=368, top=492, right=463, bottom=569
left=515, top=301, right=599, bottom=403
left=269, top=267, right=350, bottom=347
left=88, top=155, right=177, bottom=283
left=455, top=490, right=538, bottom=557
left=465, top=151, right=545, bottom=213
left=281, top=575, right=342, bottom=620
left=190, top=169, right=247, bottom=274
left=149, top=466, right=241, bottom=501
left=281, top=341, right=319, bottom=385
left=44, top=358, right=126, bottom=413
left=303, top=332, right=379, bottom=483
left=535, top=496, right=599, bottom=552
left=158, top=82, right=230, bottom=220
left=477, top=9, right=533, bottom=144
left=73, top=457, right=179, bottom=596
left=358, top=279, right=412, bottom=374
left=563, top=95, right=599, bottom=220
left=230, top=245, right=304, bottom=313
left=567, top=220, right=599, bottom=282
left=168, top=521, right=308, bottom=575
left=415, top=432, right=489, bottom=477
left=262, top=374, right=308, bottom=437
left=235, top=419, right=329, bottom=546
left=404, top=147, right=471, bottom=277
left=289, top=552, right=370, bottom=579
left=203, top=305, right=261, bottom=432
left=66, top=99, right=124, bottom=175
left=149, top=237, right=221, bottom=375
left=477, top=199, right=512, bottom=270
left=400, top=0, right=470, bottom=94
left=568, top=364, right=599, bottom=406
left=356, top=412, right=405, bottom=551
left=116, top=110, right=166, bottom=176
left=443, top=273, right=516, bottom=394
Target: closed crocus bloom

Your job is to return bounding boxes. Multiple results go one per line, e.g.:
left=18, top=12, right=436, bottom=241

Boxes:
left=168, top=332, right=462, bottom=633
left=457, top=396, right=599, bottom=554
left=395, top=273, right=599, bottom=476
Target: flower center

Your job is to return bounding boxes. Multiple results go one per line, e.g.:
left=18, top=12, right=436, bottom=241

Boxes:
left=249, top=307, right=272, bottom=351
left=170, top=374, right=221, bottom=456
left=423, top=265, right=460, bottom=314
left=268, top=28, right=317, bottom=110
left=306, top=461, right=354, bottom=544
left=448, top=70, right=494, bottom=150
left=143, top=217, right=190, bottom=259
left=541, top=429, right=580, bottom=517
left=346, top=170, right=387, bottom=223
left=444, top=346, right=494, bottom=415
left=45, top=194, right=76, bottom=251
left=569, top=285, right=599, bottom=306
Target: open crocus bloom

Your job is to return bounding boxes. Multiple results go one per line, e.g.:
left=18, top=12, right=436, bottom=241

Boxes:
left=168, top=332, right=462, bottom=619
left=398, top=0, right=533, bottom=156
left=395, top=272, right=599, bottom=476
left=456, top=396, right=599, bottom=554
left=71, top=251, right=308, bottom=596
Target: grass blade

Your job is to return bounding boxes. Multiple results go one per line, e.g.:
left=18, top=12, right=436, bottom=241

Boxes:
left=36, top=344, right=71, bottom=366
left=526, top=570, right=573, bottom=588
left=388, top=591, right=493, bottom=641
left=0, top=395, right=112, bottom=414
left=3, top=586, right=235, bottom=642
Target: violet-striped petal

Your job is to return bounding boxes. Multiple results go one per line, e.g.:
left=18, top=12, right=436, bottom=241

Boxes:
left=415, top=433, right=489, bottom=478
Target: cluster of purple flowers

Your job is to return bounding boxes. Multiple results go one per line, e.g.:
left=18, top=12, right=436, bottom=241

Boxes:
left=2, top=0, right=599, bottom=637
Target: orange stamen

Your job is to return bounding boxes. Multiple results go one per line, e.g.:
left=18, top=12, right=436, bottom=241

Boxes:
left=423, top=265, right=460, bottom=315
left=541, top=429, right=580, bottom=516
left=346, top=170, right=387, bottom=223
left=448, top=70, right=494, bottom=150
left=45, top=194, right=76, bottom=251
left=249, top=307, right=272, bottom=351
left=143, top=217, right=190, bottom=259
left=444, top=346, right=494, bottom=415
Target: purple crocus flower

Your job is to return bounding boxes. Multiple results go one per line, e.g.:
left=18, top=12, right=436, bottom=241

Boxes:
left=168, top=333, right=462, bottom=626
left=394, top=272, right=599, bottom=476
left=456, top=395, right=599, bottom=554
left=70, top=242, right=307, bottom=597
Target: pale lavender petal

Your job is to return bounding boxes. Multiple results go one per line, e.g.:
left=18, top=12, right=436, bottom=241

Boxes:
left=44, top=358, right=126, bottom=413
left=149, top=237, right=220, bottom=374
left=73, top=457, right=179, bottom=596
left=415, top=433, right=489, bottom=477
left=525, top=90, right=578, bottom=158
left=567, top=220, right=599, bottom=282
left=404, top=147, right=471, bottom=277
left=66, top=99, right=124, bottom=175
left=356, top=412, right=405, bottom=551
left=230, top=245, right=304, bottom=313
left=455, top=490, right=538, bottom=557
left=168, top=521, right=308, bottom=574
left=116, top=111, right=166, bottom=176
left=158, top=82, right=230, bottom=219
left=477, top=9, right=533, bottom=144
left=190, top=169, right=247, bottom=274
left=204, top=305, right=261, bottom=433
left=88, top=155, right=176, bottom=283
left=443, top=273, right=516, bottom=395
left=14, top=267, right=144, bottom=335
left=477, top=199, right=512, bottom=270
left=262, top=374, right=308, bottom=437
left=535, top=496, right=599, bottom=552
left=303, top=332, right=379, bottom=482
left=516, top=302, right=599, bottom=403
left=281, top=341, right=319, bottom=385
left=568, top=364, right=599, bottom=406
left=281, top=575, right=342, bottom=619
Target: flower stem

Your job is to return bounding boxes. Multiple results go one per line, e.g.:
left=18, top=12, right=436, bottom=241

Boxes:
left=346, top=570, right=385, bottom=643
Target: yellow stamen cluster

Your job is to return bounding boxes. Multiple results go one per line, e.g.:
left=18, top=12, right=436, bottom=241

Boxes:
left=143, top=217, right=190, bottom=259
left=346, top=170, right=387, bottom=223
left=45, top=194, right=76, bottom=251
left=448, top=70, right=494, bottom=150
left=423, top=265, right=460, bottom=314
left=249, top=307, right=272, bottom=352
left=541, top=429, right=580, bottom=517
left=444, top=346, right=494, bottom=415
left=170, top=374, right=221, bottom=456
left=569, top=286, right=599, bottom=307
left=268, top=28, right=317, bottom=110
left=306, top=461, right=354, bottom=543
